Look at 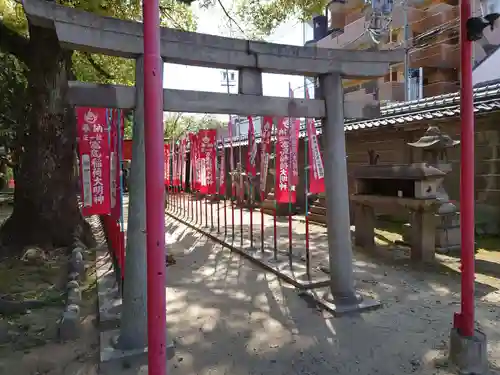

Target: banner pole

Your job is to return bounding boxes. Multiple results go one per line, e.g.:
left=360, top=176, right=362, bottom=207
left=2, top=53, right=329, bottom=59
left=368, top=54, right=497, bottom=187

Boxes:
left=287, top=84, right=294, bottom=270
left=216, top=136, right=220, bottom=233
left=238, top=119, right=243, bottom=249
left=303, top=85, right=311, bottom=280
left=272, top=118, right=278, bottom=261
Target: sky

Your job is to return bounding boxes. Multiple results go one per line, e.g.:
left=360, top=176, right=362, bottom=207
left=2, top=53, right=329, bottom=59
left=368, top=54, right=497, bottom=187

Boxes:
left=162, top=3, right=314, bottom=119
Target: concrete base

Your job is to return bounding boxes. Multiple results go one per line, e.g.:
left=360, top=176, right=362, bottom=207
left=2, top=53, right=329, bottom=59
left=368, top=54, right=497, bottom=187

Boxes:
left=449, top=328, right=488, bottom=375
left=299, top=289, right=382, bottom=316
left=99, top=329, right=176, bottom=374
left=96, top=249, right=122, bottom=331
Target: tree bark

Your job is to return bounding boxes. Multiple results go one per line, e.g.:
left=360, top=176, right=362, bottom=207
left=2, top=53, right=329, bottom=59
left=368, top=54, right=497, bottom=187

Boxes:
left=0, top=23, right=94, bottom=253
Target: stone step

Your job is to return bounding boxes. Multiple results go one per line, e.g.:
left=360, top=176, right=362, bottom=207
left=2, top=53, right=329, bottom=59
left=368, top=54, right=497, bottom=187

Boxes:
left=309, top=205, right=326, bottom=216
left=262, top=207, right=275, bottom=216
left=308, top=213, right=327, bottom=225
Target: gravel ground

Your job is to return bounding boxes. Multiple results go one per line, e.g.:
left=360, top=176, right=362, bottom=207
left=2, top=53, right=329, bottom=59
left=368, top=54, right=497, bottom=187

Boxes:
left=162, top=206, right=500, bottom=375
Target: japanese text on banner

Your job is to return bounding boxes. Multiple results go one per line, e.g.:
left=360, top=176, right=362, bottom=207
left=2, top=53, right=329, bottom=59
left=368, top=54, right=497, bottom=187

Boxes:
left=181, top=138, right=187, bottom=189
left=274, top=117, right=296, bottom=203
left=305, top=89, right=325, bottom=194
left=219, top=135, right=226, bottom=195
left=76, top=107, right=111, bottom=216
left=110, top=109, right=124, bottom=221
left=260, top=116, right=273, bottom=195
left=164, top=144, right=171, bottom=186
left=198, top=129, right=217, bottom=194
left=246, top=116, right=257, bottom=176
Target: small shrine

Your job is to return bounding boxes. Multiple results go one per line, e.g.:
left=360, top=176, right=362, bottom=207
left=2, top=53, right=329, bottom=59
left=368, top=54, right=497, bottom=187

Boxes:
left=405, top=126, right=461, bottom=254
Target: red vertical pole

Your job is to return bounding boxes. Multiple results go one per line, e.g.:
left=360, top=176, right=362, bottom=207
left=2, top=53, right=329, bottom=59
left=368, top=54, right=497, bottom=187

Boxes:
left=143, top=0, right=166, bottom=373
left=454, top=0, right=475, bottom=338
left=260, top=191, right=264, bottom=253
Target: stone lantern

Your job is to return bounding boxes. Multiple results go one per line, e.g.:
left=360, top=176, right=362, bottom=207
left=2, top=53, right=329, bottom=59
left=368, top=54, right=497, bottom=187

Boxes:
left=407, top=126, right=461, bottom=253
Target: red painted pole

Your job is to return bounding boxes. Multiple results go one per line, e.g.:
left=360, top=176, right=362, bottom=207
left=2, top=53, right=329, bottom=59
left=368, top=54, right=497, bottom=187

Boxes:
left=231, top=185, right=235, bottom=240
left=249, top=200, right=253, bottom=248
left=305, top=215, right=310, bottom=279
left=143, top=0, right=166, bottom=373
left=455, top=0, right=475, bottom=337
left=260, top=192, right=264, bottom=253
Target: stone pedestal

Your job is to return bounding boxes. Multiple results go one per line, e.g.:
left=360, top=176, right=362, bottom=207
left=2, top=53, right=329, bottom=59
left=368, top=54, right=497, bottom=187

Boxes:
left=308, top=194, right=328, bottom=225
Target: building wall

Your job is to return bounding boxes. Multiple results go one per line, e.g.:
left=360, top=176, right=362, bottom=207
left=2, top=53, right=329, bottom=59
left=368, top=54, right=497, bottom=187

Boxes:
left=225, top=111, right=500, bottom=231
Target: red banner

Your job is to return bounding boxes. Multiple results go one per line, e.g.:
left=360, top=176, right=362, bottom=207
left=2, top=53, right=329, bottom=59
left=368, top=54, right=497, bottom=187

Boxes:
left=180, top=138, right=187, bottom=189
left=110, top=109, right=124, bottom=221
left=218, top=135, right=226, bottom=196
left=275, top=116, right=298, bottom=204
left=199, top=129, right=217, bottom=194
left=228, top=119, right=234, bottom=171
left=123, top=139, right=132, bottom=160
left=260, top=116, right=273, bottom=195
left=191, top=134, right=200, bottom=191
left=288, top=85, right=300, bottom=188
left=189, top=133, right=196, bottom=190
left=77, top=107, right=111, bottom=216
left=164, top=144, right=170, bottom=186
left=172, top=142, right=178, bottom=186
left=305, top=89, right=325, bottom=194
left=246, top=116, right=257, bottom=176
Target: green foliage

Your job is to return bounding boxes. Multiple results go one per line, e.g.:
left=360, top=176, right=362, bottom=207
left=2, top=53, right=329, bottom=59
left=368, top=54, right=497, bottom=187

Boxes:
left=0, top=52, right=28, bottom=151
left=234, top=0, right=327, bottom=36
left=164, top=113, right=225, bottom=140
left=0, top=0, right=198, bottom=155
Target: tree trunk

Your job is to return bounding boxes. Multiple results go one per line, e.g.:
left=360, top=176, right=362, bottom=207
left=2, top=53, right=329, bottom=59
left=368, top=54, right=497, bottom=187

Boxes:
left=0, top=24, right=94, bottom=253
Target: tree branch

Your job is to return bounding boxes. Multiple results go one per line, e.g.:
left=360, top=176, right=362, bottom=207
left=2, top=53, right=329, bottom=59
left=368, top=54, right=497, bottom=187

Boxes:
left=82, top=52, right=115, bottom=80
left=0, top=20, right=30, bottom=64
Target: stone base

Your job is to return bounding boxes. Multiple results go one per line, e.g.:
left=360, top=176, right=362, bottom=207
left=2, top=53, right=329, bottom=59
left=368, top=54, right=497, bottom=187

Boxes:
left=299, top=289, right=382, bottom=316
left=449, top=328, right=488, bottom=374
left=99, top=329, right=176, bottom=374
left=96, top=250, right=122, bottom=331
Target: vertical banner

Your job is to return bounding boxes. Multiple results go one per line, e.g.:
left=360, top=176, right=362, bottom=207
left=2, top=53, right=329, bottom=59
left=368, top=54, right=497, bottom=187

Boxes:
left=260, top=116, right=273, bottom=195
left=76, top=107, right=111, bottom=216
left=199, top=129, right=217, bottom=194
left=193, top=134, right=201, bottom=191
left=177, top=139, right=183, bottom=187
left=189, top=133, right=196, bottom=190
left=110, top=109, right=123, bottom=221
left=172, top=141, right=179, bottom=186
left=228, top=119, right=234, bottom=171
left=305, top=89, right=325, bottom=194
left=275, top=117, right=296, bottom=203
left=246, top=116, right=257, bottom=176
left=109, top=110, right=117, bottom=215
left=181, top=138, right=187, bottom=190
left=288, top=84, right=300, bottom=189
left=164, top=143, right=171, bottom=186
left=219, top=135, right=226, bottom=196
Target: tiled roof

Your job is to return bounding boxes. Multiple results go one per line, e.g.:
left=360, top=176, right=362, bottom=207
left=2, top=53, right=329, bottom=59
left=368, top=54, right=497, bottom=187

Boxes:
left=220, top=79, right=500, bottom=147
left=345, top=79, right=500, bottom=132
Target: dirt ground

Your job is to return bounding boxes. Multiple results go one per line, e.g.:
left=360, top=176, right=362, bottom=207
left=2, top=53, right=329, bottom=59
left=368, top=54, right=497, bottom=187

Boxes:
left=0, top=203, right=100, bottom=375
left=164, top=198, right=500, bottom=375
left=1, top=193, right=499, bottom=375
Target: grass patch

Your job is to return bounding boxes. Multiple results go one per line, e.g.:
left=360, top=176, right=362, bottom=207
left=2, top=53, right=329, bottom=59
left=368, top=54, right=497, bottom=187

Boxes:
left=0, top=249, right=66, bottom=303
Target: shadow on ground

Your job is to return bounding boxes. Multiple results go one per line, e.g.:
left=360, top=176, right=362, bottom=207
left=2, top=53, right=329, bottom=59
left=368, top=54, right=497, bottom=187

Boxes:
left=162, top=214, right=500, bottom=375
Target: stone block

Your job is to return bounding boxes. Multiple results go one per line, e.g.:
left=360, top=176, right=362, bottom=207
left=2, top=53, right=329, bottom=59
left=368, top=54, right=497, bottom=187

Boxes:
left=67, top=287, right=82, bottom=306
left=58, top=304, right=81, bottom=341
left=70, top=249, right=85, bottom=277
left=449, top=328, right=488, bottom=375
left=99, top=329, right=176, bottom=374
